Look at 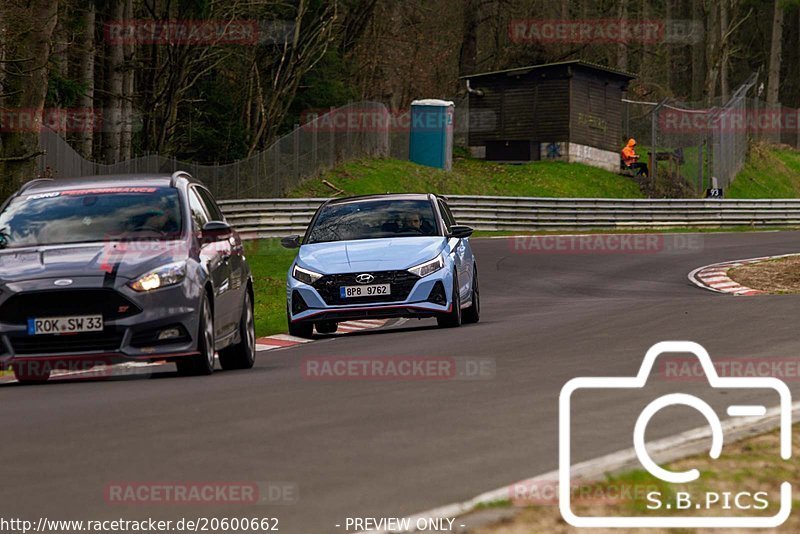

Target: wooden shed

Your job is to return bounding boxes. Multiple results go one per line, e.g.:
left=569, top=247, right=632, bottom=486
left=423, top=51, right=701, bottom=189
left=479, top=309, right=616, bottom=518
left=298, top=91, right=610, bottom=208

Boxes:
left=461, top=60, right=635, bottom=171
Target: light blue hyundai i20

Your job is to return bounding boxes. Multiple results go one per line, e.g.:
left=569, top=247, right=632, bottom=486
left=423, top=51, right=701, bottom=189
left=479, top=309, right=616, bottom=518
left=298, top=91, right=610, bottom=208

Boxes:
left=281, top=194, right=479, bottom=338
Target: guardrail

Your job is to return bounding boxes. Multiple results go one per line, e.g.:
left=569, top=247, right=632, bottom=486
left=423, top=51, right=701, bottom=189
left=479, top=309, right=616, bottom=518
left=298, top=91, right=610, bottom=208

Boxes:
left=219, top=196, right=800, bottom=238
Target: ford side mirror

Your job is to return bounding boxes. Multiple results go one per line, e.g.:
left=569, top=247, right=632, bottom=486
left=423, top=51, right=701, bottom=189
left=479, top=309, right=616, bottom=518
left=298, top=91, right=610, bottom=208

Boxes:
left=448, top=225, right=474, bottom=239
left=201, top=221, right=232, bottom=241
left=281, top=235, right=301, bottom=249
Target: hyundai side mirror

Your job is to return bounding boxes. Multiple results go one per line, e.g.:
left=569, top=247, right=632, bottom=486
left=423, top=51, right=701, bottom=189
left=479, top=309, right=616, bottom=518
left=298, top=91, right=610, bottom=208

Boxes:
left=281, top=235, right=301, bottom=249
left=448, top=225, right=474, bottom=239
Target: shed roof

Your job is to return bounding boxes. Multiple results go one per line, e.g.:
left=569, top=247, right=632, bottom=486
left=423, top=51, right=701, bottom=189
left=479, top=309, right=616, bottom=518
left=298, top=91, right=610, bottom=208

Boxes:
left=459, top=60, right=636, bottom=81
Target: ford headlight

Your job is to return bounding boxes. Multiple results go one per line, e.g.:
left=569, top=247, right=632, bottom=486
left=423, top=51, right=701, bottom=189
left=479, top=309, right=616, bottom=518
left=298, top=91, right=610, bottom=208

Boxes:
left=292, top=264, right=323, bottom=285
left=408, top=254, right=444, bottom=277
left=130, top=261, right=187, bottom=291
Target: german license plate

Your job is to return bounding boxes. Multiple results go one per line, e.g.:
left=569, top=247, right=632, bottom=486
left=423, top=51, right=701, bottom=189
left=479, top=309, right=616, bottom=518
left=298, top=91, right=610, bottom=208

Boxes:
left=27, top=315, right=104, bottom=335
left=340, top=284, right=391, bottom=298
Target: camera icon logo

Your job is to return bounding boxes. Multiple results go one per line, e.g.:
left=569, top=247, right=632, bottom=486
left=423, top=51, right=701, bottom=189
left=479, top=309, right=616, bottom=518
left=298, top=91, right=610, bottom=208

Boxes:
left=559, top=341, right=792, bottom=528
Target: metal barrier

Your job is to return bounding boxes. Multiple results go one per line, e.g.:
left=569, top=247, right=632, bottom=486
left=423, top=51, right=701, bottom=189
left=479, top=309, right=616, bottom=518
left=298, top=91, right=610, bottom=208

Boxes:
left=219, top=196, right=800, bottom=238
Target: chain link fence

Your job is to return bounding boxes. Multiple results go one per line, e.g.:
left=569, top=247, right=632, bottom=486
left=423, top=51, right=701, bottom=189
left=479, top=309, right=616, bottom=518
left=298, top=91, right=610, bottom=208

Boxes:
left=623, top=74, right=800, bottom=196
left=37, top=98, right=468, bottom=200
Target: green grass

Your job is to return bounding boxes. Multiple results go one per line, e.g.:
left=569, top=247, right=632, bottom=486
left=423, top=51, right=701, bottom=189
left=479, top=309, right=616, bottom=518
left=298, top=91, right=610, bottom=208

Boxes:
left=287, top=144, right=800, bottom=200
left=289, top=156, right=644, bottom=198
left=244, top=239, right=297, bottom=337
left=727, top=145, right=800, bottom=198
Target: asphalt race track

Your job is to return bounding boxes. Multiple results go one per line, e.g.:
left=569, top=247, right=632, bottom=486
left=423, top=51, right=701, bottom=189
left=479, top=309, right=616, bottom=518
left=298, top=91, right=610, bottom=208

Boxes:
left=3, top=231, right=800, bottom=533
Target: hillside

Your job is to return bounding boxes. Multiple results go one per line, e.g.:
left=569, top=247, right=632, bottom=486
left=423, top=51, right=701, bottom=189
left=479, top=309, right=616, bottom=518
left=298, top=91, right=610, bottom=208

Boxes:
left=289, top=146, right=800, bottom=200
left=727, top=145, right=800, bottom=198
left=289, top=155, right=644, bottom=198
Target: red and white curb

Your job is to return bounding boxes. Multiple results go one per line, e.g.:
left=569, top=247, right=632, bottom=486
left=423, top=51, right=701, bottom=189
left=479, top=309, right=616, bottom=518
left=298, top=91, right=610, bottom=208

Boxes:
left=255, top=319, right=388, bottom=351
left=689, top=253, right=800, bottom=296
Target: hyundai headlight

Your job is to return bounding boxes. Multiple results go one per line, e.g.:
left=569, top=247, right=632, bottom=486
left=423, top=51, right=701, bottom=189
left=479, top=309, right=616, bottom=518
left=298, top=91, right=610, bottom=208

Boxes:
left=292, top=264, right=323, bottom=285
left=130, top=261, right=187, bottom=292
left=408, top=254, right=444, bottom=277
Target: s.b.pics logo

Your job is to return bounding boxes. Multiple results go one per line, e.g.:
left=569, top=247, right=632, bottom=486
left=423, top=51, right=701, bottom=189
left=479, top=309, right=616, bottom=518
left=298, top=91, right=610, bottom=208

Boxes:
left=559, top=341, right=792, bottom=528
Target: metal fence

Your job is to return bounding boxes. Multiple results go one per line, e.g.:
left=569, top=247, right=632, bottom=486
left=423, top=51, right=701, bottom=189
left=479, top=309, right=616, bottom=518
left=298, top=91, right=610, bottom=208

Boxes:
left=36, top=98, right=469, bottom=200
left=219, top=196, right=800, bottom=238
left=621, top=74, right=800, bottom=195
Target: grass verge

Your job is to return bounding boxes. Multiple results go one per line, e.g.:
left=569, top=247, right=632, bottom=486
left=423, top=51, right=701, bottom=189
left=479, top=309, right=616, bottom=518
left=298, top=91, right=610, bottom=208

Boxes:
left=244, top=239, right=297, bottom=337
left=728, top=144, right=800, bottom=198
left=288, top=157, right=644, bottom=199
left=470, top=424, right=799, bottom=533
left=286, top=145, right=800, bottom=200
left=728, top=255, right=800, bottom=294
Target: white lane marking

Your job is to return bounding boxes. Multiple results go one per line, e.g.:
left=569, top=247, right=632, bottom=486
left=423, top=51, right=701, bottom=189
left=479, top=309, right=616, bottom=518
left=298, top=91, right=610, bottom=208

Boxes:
left=712, top=282, right=742, bottom=289
left=345, top=321, right=383, bottom=329
left=727, top=405, right=767, bottom=417
left=698, top=276, right=729, bottom=283
left=269, top=334, right=314, bottom=343
left=698, top=269, right=727, bottom=275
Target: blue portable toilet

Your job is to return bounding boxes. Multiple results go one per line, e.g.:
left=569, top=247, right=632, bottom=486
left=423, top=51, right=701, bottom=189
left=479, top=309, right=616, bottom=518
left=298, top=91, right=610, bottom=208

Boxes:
left=409, top=99, right=454, bottom=171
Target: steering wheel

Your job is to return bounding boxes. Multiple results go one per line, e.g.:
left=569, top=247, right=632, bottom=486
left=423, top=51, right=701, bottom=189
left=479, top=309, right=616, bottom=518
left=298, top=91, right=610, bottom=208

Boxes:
left=136, top=224, right=170, bottom=237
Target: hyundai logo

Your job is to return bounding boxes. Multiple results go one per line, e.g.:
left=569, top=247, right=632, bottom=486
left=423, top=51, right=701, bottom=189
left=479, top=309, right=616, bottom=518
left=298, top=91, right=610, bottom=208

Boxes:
left=54, top=279, right=73, bottom=287
left=355, top=273, right=374, bottom=284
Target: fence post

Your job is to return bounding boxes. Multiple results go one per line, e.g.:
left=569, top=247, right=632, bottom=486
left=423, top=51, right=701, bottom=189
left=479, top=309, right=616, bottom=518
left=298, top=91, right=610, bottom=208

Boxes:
left=346, top=106, right=352, bottom=160
left=274, top=146, right=280, bottom=192
left=330, top=108, right=335, bottom=167
left=293, top=124, right=300, bottom=183
left=213, top=165, right=218, bottom=197
left=312, top=121, right=318, bottom=172
left=651, top=100, right=665, bottom=189
left=697, top=143, right=703, bottom=194
left=235, top=163, right=240, bottom=198
left=256, top=154, right=260, bottom=198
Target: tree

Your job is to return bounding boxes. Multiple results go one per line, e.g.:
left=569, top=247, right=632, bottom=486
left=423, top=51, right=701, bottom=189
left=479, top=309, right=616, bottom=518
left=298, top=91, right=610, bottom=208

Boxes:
left=244, top=0, right=338, bottom=154
left=102, top=0, right=124, bottom=163
left=767, top=0, right=785, bottom=105
left=0, top=0, right=59, bottom=199
left=459, top=0, right=480, bottom=76
left=76, top=1, right=95, bottom=159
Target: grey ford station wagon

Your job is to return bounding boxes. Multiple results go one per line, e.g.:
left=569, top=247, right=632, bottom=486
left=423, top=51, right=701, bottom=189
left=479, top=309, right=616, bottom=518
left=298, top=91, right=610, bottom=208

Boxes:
left=0, top=172, right=255, bottom=383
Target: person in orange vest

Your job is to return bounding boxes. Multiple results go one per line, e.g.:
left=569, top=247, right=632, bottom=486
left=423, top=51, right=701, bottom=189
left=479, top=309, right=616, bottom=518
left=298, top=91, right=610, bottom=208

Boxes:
left=621, top=138, right=649, bottom=177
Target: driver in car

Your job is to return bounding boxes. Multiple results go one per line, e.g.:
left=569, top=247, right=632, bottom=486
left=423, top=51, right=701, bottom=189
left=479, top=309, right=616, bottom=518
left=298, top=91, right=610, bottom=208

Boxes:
left=140, top=208, right=178, bottom=234
left=403, top=212, right=423, bottom=233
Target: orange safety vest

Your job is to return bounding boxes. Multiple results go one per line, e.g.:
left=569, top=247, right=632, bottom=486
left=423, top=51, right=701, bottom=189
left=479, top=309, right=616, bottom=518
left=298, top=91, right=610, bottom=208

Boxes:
left=621, top=139, right=638, bottom=166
